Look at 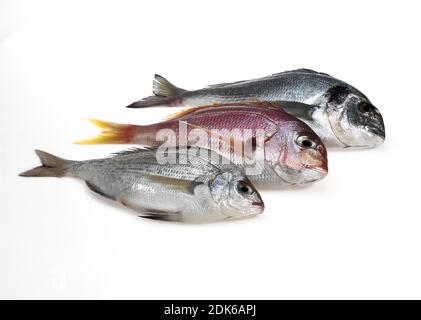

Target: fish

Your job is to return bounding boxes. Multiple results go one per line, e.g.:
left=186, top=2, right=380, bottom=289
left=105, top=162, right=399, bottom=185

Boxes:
left=127, top=69, right=385, bottom=148
left=77, top=102, right=328, bottom=186
left=19, top=148, right=264, bottom=223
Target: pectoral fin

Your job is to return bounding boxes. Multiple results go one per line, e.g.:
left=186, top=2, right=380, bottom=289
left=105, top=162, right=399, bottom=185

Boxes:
left=145, top=175, right=203, bottom=195
left=277, top=101, right=315, bottom=121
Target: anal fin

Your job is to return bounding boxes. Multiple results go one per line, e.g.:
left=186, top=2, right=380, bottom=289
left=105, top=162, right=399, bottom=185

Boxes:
left=86, top=181, right=114, bottom=200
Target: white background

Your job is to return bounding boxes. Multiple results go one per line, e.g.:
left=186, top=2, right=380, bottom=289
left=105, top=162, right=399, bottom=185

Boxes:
left=1, top=0, right=420, bottom=299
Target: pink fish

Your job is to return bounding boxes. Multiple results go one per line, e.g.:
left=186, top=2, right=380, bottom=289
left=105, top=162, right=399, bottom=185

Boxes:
left=77, top=102, right=328, bottom=186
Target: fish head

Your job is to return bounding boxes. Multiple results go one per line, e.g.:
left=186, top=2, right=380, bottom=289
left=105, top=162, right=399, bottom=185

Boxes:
left=209, top=171, right=264, bottom=218
left=268, top=121, right=328, bottom=184
left=325, top=85, right=385, bottom=148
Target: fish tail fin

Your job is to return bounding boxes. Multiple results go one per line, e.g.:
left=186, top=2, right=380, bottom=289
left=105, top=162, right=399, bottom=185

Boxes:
left=126, top=74, right=186, bottom=108
left=152, top=74, right=185, bottom=97
left=75, top=119, right=137, bottom=145
left=19, top=150, right=73, bottom=177
left=126, top=95, right=174, bottom=108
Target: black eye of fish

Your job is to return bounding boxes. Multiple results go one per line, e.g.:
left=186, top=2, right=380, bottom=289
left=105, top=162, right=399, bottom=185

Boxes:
left=237, top=181, right=253, bottom=195
left=301, top=140, right=313, bottom=147
left=296, top=136, right=316, bottom=149
left=358, top=102, right=373, bottom=113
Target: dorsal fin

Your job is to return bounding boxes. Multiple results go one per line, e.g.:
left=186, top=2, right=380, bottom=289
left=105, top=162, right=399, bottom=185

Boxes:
left=205, top=69, right=332, bottom=89
left=272, top=68, right=332, bottom=77
left=163, top=101, right=280, bottom=121
left=163, top=106, right=204, bottom=121
left=205, top=79, right=248, bottom=88
left=108, top=147, right=150, bottom=158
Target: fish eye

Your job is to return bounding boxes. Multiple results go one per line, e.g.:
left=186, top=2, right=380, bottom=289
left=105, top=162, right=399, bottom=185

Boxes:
left=358, top=102, right=373, bottom=113
left=237, top=181, right=254, bottom=195
left=296, top=136, right=317, bottom=149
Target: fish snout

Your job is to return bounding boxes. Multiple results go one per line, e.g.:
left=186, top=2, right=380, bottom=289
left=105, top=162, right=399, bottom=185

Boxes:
left=252, top=200, right=264, bottom=210
left=319, top=156, right=329, bottom=174
left=251, top=201, right=265, bottom=215
left=361, top=124, right=385, bottom=148
left=314, top=166, right=328, bottom=177
left=365, top=106, right=385, bottom=144
left=252, top=192, right=265, bottom=214
left=303, top=152, right=329, bottom=182
left=371, top=125, right=385, bottom=141
left=301, top=148, right=328, bottom=174
left=302, top=166, right=328, bottom=183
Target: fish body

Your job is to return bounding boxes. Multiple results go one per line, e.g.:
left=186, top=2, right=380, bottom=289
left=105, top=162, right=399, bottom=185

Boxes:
left=19, top=148, right=264, bottom=223
left=128, top=69, right=385, bottom=148
left=78, top=102, right=328, bottom=186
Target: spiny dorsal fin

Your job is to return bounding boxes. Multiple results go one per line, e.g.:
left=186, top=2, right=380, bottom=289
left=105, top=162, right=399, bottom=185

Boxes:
left=108, top=147, right=150, bottom=158
left=205, top=79, right=248, bottom=88
left=272, top=68, right=332, bottom=77
left=163, top=101, right=280, bottom=121
left=205, top=69, right=332, bottom=88
left=163, top=106, right=207, bottom=121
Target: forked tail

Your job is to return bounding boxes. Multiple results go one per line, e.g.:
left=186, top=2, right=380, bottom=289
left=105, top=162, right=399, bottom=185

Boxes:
left=19, top=150, right=74, bottom=177
left=126, top=74, right=186, bottom=108
left=75, top=119, right=137, bottom=144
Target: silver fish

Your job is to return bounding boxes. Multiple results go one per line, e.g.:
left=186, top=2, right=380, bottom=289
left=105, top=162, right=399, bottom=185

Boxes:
left=128, top=69, right=385, bottom=148
left=19, top=148, right=264, bottom=223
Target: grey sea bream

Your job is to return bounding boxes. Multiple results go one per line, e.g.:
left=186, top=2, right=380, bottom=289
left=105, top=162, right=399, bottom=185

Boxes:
left=19, top=148, right=264, bottom=223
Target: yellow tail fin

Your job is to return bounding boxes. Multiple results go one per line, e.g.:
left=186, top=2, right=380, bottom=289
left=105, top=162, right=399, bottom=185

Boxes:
left=75, top=119, right=135, bottom=144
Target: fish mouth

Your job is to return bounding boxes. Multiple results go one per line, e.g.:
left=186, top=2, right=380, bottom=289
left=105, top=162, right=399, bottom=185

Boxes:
left=310, top=166, right=328, bottom=175
left=302, top=157, right=328, bottom=179
left=274, top=164, right=327, bottom=185
left=368, top=126, right=386, bottom=141
left=252, top=201, right=265, bottom=213
left=304, top=156, right=328, bottom=173
left=301, top=167, right=328, bottom=183
left=351, top=125, right=385, bottom=148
